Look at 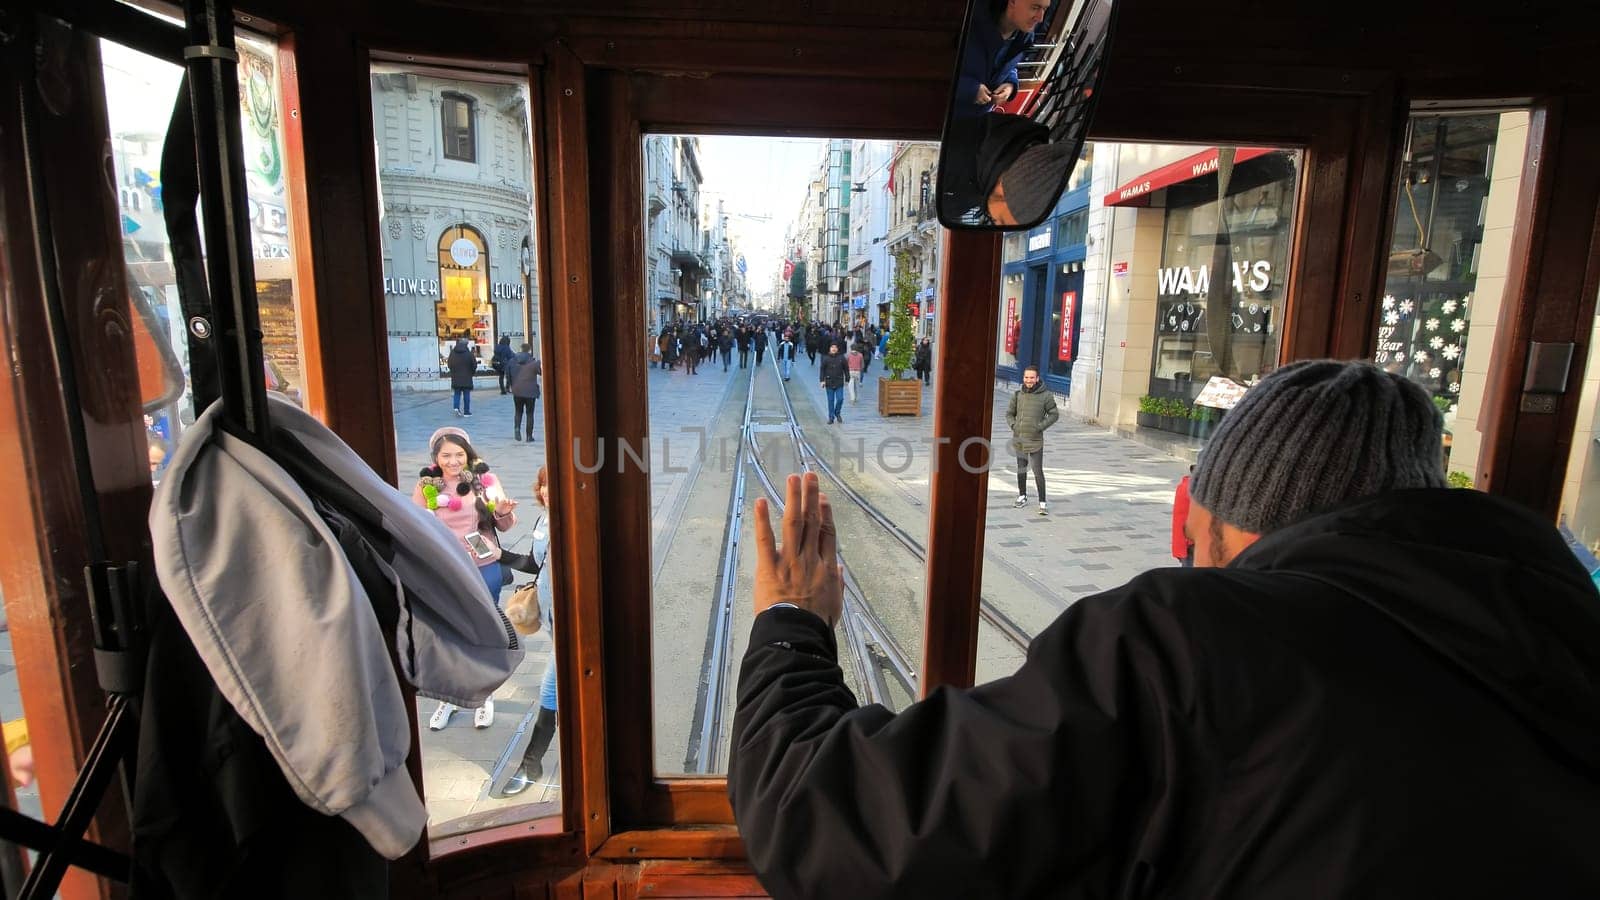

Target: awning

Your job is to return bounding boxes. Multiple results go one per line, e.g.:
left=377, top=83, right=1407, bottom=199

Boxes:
left=1103, top=146, right=1282, bottom=207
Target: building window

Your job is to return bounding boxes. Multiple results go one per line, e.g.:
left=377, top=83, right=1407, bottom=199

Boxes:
left=441, top=92, right=476, bottom=162
left=1055, top=210, right=1087, bottom=247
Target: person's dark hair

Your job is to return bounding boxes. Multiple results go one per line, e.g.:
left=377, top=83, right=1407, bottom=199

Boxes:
left=1207, top=515, right=1229, bottom=567
left=431, top=432, right=478, bottom=463
left=1023, top=364, right=1040, bottom=376
left=521, top=342, right=532, bottom=352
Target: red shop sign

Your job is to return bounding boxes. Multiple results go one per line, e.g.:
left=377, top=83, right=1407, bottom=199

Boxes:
left=1058, top=291, right=1077, bottom=361
left=1004, top=297, right=1019, bottom=354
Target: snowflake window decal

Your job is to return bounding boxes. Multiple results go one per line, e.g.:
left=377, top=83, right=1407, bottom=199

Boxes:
left=1451, top=319, right=1466, bottom=333
left=1425, top=317, right=1440, bottom=331
left=1384, top=311, right=1400, bottom=326
left=1413, top=350, right=1429, bottom=364
left=1429, top=367, right=1442, bottom=379
left=1442, top=344, right=1462, bottom=360
left=1398, top=300, right=1415, bottom=316
left=1430, top=336, right=1446, bottom=350
left=1442, top=299, right=1459, bottom=315
left=1382, top=295, right=1396, bottom=311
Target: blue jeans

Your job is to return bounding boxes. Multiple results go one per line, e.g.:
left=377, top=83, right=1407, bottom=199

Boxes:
left=826, top=386, right=844, bottom=421
left=478, top=560, right=503, bottom=606
left=453, top=388, right=472, bottom=415
left=539, top=655, right=558, bottom=711
left=781, top=358, right=793, bottom=379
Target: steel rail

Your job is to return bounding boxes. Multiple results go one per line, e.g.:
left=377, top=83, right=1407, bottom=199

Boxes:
left=766, top=355, right=920, bottom=700
left=745, top=433, right=885, bottom=705
left=683, top=369, right=756, bottom=773
left=797, top=439, right=1035, bottom=653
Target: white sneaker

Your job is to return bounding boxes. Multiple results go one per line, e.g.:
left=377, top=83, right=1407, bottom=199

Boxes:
left=1013, top=495, right=1028, bottom=508
left=474, top=697, right=495, bottom=728
left=1038, top=501, right=1049, bottom=515
left=429, top=701, right=455, bottom=731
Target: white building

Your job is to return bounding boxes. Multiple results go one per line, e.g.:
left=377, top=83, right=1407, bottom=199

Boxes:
left=369, top=71, right=538, bottom=387
left=847, top=139, right=894, bottom=328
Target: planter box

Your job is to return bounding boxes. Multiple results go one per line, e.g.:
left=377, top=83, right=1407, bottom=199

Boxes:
left=1135, top=411, right=1159, bottom=429
left=878, top=377, right=923, bottom=416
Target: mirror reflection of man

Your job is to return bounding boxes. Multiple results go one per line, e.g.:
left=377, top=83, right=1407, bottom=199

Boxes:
left=956, top=0, right=1048, bottom=120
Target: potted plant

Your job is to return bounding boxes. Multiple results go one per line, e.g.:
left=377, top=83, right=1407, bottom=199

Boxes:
left=1136, top=395, right=1162, bottom=429
left=878, top=255, right=922, bottom=416
left=1156, top=397, right=1187, bottom=432
left=1188, top=403, right=1218, bottom=438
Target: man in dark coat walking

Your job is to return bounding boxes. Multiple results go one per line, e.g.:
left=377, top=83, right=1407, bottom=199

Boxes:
left=492, top=335, right=515, bottom=394
left=505, top=343, right=540, bottom=442
left=818, top=341, right=848, bottom=424
left=729, top=360, right=1600, bottom=900
left=446, top=336, right=478, bottom=417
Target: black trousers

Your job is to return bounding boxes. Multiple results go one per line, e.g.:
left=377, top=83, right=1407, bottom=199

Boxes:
left=514, top=397, right=537, bottom=439
left=1016, top=449, right=1045, bottom=502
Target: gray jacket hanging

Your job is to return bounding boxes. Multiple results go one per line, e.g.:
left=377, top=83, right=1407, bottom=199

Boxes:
left=150, top=394, right=523, bottom=860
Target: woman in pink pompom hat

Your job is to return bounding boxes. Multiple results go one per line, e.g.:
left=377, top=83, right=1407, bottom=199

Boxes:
left=412, top=426, right=518, bottom=730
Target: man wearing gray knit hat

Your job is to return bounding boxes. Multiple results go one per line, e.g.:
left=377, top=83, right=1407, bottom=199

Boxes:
left=1186, top=359, right=1446, bottom=566
left=729, top=359, right=1600, bottom=899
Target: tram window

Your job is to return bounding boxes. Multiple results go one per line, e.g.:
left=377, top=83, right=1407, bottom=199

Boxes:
left=647, top=135, right=939, bottom=776
left=101, top=35, right=313, bottom=480
left=978, top=142, right=1305, bottom=684
left=1369, top=111, right=1531, bottom=487
left=370, top=63, right=553, bottom=835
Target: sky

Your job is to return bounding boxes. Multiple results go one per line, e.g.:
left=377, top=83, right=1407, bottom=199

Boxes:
left=692, top=136, right=827, bottom=301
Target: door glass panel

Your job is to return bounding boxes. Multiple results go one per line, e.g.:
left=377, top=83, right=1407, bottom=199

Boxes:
left=371, top=63, right=553, bottom=835
left=1556, top=287, right=1600, bottom=586
left=978, top=142, right=1305, bottom=685
left=104, top=33, right=313, bottom=477
left=648, top=136, right=939, bottom=775
left=1370, top=111, right=1530, bottom=484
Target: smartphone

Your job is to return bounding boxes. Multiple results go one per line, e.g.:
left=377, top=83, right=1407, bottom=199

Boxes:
left=463, top=532, right=496, bottom=560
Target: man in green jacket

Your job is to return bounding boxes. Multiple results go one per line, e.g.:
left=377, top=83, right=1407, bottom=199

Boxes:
left=1006, top=365, right=1059, bottom=514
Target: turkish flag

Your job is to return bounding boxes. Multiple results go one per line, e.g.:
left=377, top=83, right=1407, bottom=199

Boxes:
left=782, top=259, right=795, bottom=280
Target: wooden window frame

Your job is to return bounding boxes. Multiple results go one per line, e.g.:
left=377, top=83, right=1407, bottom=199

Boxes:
left=12, top=4, right=1599, bottom=889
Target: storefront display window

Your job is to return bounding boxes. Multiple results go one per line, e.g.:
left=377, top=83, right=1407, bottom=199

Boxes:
left=1149, top=149, right=1300, bottom=399
left=436, top=225, right=492, bottom=373
left=997, top=273, right=1024, bottom=371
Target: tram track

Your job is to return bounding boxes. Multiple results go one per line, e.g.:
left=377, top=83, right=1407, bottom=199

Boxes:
left=746, top=366, right=919, bottom=709
left=771, top=354, right=1035, bottom=657
left=683, top=369, right=756, bottom=774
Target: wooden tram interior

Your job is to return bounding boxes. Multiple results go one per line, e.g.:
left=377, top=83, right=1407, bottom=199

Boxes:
left=0, top=0, right=1595, bottom=895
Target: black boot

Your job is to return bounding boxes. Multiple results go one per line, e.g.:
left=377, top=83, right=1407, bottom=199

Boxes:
left=501, top=706, right=557, bottom=796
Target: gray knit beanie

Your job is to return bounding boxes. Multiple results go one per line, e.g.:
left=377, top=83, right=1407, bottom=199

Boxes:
left=1189, top=360, right=1445, bottom=534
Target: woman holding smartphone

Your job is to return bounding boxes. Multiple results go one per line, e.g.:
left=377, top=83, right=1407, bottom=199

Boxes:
left=413, top=426, right=519, bottom=730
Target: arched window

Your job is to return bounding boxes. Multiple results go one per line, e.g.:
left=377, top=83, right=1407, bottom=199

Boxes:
left=436, top=224, right=489, bottom=372
left=440, top=91, right=476, bottom=162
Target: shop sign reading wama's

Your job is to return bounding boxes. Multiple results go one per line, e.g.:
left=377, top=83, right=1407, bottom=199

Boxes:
left=1157, top=260, right=1272, bottom=296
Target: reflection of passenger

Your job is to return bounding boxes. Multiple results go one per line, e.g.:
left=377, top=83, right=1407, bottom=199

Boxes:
left=954, top=0, right=1048, bottom=120
left=943, top=1, right=1059, bottom=226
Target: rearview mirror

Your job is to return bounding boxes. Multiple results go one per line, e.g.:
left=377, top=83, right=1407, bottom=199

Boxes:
left=936, top=0, right=1117, bottom=230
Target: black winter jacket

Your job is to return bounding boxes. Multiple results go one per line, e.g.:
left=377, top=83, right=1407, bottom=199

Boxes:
left=447, top=343, right=478, bottom=390
left=729, top=488, right=1600, bottom=899
left=819, top=353, right=848, bottom=389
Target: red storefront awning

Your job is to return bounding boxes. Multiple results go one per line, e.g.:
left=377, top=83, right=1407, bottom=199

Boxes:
left=1102, top=146, right=1282, bottom=207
